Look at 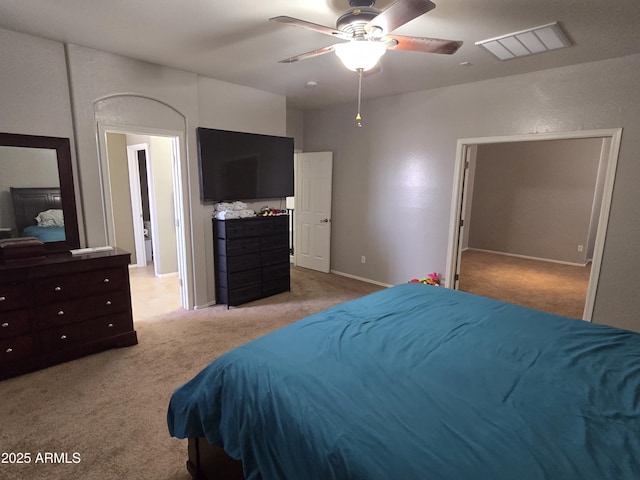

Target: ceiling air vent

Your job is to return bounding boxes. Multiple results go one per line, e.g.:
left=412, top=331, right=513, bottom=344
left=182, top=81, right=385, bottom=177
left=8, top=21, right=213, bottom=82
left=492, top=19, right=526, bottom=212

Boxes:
left=476, top=22, right=571, bottom=60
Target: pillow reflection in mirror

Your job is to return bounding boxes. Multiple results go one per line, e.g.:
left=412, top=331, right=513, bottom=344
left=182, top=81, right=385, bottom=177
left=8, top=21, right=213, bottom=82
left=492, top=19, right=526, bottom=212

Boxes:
left=35, top=209, right=64, bottom=227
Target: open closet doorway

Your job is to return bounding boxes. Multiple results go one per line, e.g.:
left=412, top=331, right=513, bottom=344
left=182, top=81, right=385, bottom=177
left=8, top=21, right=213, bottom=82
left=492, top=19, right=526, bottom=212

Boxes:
left=127, top=143, right=156, bottom=269
left=446, top=129, right=622, bottom=322
left=103, top=130, right=187, bottom=320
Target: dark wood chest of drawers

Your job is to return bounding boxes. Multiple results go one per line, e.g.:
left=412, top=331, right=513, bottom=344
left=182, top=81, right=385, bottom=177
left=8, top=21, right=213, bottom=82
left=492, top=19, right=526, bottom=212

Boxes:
left=213, top=216, right=290, bottom=306
left=0, top=248, right=137, bottom=380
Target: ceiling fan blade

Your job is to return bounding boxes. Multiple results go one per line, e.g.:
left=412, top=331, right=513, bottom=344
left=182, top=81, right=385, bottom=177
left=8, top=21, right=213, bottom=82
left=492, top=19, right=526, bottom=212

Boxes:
left=385, top=35, right=462, bottom=54
left=270, top=16, right=352, bottom=40
left=365, top=0, right=436, bottom=37
left=277, top=45, right=337, bottom=64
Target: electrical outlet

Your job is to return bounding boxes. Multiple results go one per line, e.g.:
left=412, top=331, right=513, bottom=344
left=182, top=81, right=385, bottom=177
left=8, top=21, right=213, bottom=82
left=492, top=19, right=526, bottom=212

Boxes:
left=361, top=256, right=366, bottom=264
left=577, top=245, right=584, bottom=252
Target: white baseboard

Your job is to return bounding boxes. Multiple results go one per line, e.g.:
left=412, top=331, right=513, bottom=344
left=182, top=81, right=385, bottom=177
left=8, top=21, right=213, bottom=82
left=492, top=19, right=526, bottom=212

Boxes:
left=194, top=301, right=217, bottom=310
left=330, top=270, right=393, bottom=288
left=466, top=248, right=589, bottom=267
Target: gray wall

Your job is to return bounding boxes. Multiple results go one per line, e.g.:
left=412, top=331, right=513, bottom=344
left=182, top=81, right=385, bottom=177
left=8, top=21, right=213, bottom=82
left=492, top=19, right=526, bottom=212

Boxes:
left=304, top=53, right=640, bottom=332
left=0, top=29, right=74, bottom=139
left=0, top=26, right=287, bottom=308
left=287, top=106, right=304, bottom=151
left=468, top=138, right=603, bottom=265
left=106, top=133, right=136, bottom=262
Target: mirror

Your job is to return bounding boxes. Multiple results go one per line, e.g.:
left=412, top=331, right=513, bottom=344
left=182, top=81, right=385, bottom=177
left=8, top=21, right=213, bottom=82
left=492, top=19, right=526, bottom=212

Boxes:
left=0, top=132, right=80, bottom=253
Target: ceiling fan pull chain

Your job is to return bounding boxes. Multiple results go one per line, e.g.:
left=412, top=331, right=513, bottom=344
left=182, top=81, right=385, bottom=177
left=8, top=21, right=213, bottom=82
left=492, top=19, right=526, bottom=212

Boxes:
left=356, top=68, right=363, bottom=127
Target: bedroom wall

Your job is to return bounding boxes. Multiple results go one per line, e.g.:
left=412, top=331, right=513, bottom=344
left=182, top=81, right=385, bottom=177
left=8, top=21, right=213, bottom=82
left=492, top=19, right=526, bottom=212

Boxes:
left=0, top=27, right=83, bottom=241
left=468, top=138, right=603, bottom=265
left=65, top=45, right=286, bottom=308
left=196, top=76, right=287, bottom=302
left=1, top=26, right=287, bottom=308
left=105, top=133, right=136, bottom=262
left=0, top=29, right=74, bottom=140
left=287, top=107, right=304, bottom=151
left=304, top=53, right=640, bottom=332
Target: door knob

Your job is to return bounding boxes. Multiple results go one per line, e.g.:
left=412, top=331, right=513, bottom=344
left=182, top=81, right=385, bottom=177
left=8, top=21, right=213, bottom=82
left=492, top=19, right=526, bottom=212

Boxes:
left=320, top=218, right=330, bottom=223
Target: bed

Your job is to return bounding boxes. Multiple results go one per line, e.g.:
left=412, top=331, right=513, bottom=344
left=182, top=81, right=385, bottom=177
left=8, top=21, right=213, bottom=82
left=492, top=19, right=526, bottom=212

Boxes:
left=10, top=187, right=65, bottom=242
left=167, top=283, right=640, bottom=480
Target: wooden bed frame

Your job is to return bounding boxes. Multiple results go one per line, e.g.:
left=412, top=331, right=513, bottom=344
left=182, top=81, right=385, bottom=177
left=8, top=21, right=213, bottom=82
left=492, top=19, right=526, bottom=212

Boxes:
left=10, top=186, right=62, bottom=235
left=186, top=437, right=244, bottom=480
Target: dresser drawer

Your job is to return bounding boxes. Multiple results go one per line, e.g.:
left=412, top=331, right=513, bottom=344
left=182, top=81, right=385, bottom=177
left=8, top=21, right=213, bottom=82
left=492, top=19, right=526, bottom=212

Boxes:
left=40, top=312, right=133, bottom=352
left=0, top=282, right=28, bottom=312
left=262, top=277, right=290, bottom=298
left=40, top=322, right=88, bottom=350
left=0, top=309, right=30, bottom=339
left=227, top=268, right=261, bottom=287
left=91, top=312, right=133, bottom=340
left=227, top=285, right=262, bottom=306
left=35, top=267, right=127, bottom=303
left=263, top=263, right=290, bottom=282
left=223, top=253, right=260, bottom=273
left=219, top=237, right=260, bottom=257
left=261, top=233, right=289, bottom=251
left=0, top=335, right=34, bottom=362
left=215, top=220, right=244, bottom=239
left=262, top=247, right=290, bottom=267
left=36, top=290, right=129, bottom=328
left=243, top=218, right=274, bottom=236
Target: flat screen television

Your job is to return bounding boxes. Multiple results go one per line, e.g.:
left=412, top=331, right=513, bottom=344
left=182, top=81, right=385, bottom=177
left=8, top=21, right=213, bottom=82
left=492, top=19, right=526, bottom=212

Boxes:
left=197, top=127, right=294, bottom=203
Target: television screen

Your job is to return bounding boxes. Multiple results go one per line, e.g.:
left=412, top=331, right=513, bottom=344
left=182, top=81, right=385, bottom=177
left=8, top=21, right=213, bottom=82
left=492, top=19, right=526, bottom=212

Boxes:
left=197, top=127, right=294, bottom=203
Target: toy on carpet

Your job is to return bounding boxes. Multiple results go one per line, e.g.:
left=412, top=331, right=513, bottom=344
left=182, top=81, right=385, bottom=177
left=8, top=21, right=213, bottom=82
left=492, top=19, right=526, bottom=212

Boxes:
left=409, top=272, right=441, bottom=286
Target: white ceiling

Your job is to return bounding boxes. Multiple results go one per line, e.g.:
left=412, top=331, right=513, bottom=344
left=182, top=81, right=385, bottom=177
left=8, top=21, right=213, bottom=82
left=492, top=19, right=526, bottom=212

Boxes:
left=1, top=0, right=639, bottom=109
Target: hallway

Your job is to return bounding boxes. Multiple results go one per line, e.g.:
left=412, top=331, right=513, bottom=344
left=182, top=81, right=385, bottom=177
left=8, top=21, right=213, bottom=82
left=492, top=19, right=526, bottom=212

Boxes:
left=128, top=264, right=181, bottom=322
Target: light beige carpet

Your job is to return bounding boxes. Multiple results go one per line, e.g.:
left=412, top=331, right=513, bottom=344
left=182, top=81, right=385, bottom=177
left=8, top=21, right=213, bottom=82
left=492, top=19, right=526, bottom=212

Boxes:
left=458, top=250, right=591, bottom=319
left=0, top=267, right=381, bottom=480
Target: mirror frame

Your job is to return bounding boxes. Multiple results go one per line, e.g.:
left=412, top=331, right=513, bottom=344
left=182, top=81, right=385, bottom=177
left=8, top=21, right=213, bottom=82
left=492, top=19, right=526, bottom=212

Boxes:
left=0, top=132, right=80, bottom=253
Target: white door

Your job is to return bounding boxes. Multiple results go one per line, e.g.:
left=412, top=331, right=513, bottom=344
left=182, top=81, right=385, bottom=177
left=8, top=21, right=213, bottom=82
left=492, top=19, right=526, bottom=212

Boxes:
left=453, top=145, right=475, bottom=290
left=127, top=144, right=149, bottom=267
left=295, top=152, right=333, bottom=273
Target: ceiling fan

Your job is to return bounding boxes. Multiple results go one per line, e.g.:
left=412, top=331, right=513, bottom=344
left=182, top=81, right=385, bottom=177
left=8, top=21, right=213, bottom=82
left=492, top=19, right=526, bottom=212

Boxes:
left=270, top=0, right=463, bottom=72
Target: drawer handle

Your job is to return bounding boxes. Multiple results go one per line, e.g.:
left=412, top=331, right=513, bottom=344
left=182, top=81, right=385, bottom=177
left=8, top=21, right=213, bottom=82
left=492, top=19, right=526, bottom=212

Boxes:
left=5, top=348, right=12, bottom=353
left=103, top=278, right=110, bottom=284
left=107, top=323, right=114, bottom=328
left=105, top=300, right=112, bottom=306
left=1, top=322, right=8, bottom=328
left=57, top=310, right=65, bottom=316
left=60, top=335, right=67, bottom=340
left=0, top=296, right=5, bottom=302
left=54, top=286, right=62, bottom=292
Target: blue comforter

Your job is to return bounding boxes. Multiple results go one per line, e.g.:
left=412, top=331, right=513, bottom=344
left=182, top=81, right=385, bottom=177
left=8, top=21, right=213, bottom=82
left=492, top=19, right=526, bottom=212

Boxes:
left=167, top=283, right=640, bottom=479
left=22, top=225, right=65, bottom=242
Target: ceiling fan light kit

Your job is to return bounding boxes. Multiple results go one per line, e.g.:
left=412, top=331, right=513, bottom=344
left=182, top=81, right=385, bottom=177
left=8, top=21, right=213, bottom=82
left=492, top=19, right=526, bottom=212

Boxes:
left=335, top=40, right=387, bottom=71
left=271, top=0, right=462, bottom=125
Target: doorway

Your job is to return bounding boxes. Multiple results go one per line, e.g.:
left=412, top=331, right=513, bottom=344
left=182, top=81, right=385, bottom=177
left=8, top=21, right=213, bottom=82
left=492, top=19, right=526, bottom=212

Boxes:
left=101, top=128, right=188, bottom=317
left=127, top=144, right=152, bottom=268
left=446, top=129, right=622, bottom=321
left=294, top=152, right=333, bottom=273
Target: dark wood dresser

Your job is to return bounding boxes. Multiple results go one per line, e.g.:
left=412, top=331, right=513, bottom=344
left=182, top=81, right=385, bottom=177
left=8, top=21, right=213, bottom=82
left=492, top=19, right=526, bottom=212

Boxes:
left=0, top=248, right=137, bottom=380
left=213, top=215, right=290, bottom=306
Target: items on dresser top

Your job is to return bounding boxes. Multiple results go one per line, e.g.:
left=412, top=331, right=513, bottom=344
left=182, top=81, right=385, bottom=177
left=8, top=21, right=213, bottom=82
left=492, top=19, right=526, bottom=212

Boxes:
left=0, top=237, right=45, bottom=262
left=0, top=247, right=137, bottom=380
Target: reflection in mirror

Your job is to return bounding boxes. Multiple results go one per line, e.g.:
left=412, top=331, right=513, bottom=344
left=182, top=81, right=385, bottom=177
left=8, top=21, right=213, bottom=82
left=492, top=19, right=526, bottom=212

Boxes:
left=0, top=146, right=63, bottom=241
left=0, top=132, right=80, bottom=253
